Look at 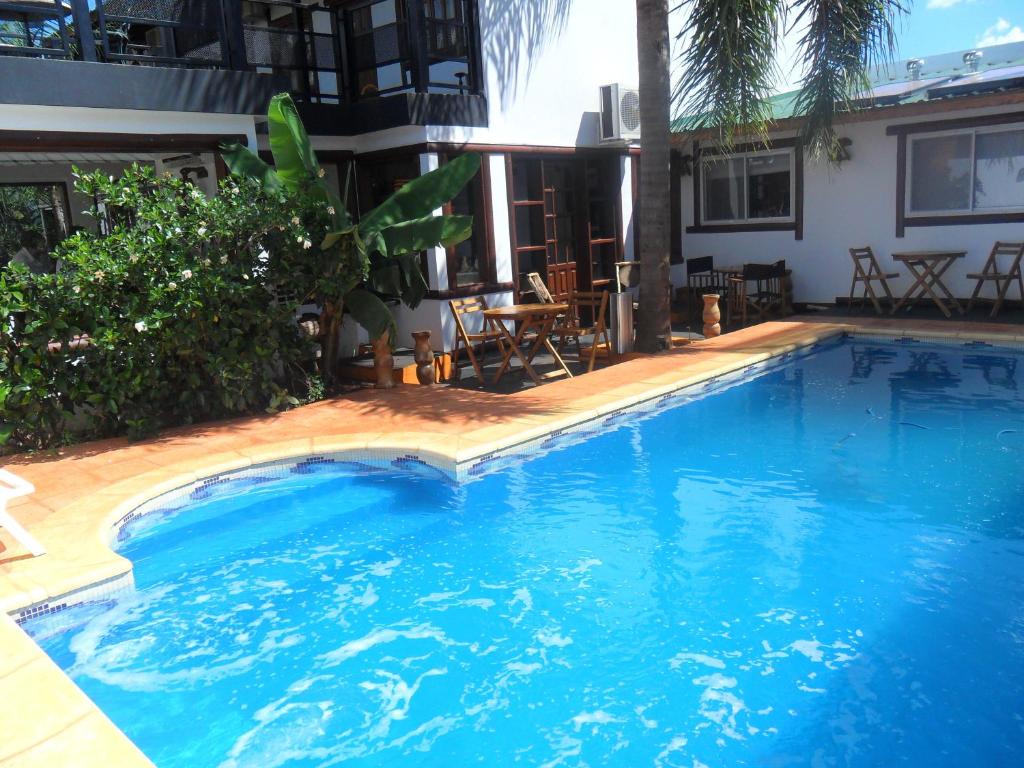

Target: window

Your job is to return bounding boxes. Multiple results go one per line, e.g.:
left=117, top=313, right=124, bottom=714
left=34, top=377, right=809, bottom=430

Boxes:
left=423, top=0, right=475, bottom=92
left=700, top=149, right=794, bottom=224
left=341, top=0, right=480, bottom=100
left=907, top=125, right=1024, bottom=216
left=0, top=183, right=70, bottom=273
left=344, top=0, right=414, bottom=98
left=441, top=152, right=494, bottom=290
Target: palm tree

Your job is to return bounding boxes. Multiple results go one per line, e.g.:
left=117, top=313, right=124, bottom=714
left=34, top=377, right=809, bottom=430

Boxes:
left=634, top=0, right=673, bottom=353
left=634, top=0, right=905, bottom=350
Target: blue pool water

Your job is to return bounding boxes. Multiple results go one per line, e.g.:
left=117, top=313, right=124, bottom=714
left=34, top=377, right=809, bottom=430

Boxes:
left=30, top=336, right=1024, bottom=767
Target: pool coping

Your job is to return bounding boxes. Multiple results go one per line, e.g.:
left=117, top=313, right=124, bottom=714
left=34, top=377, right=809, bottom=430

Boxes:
left=2, top=315, right=1022, bottom=766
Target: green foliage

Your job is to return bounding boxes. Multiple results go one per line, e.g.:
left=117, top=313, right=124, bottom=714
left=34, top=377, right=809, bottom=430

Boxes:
left=673, top=0, right=904, bottom=159
left=0, top=165, right=327, bottom=451
left=222, top=93, right=479, bottom=379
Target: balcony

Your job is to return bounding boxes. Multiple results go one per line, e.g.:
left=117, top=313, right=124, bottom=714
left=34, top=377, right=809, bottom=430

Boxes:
left=0, top=0, right=487, bottom=132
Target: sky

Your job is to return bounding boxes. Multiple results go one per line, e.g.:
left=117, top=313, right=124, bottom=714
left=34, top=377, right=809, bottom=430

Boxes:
left=897, top=0, right=1024, bottom=59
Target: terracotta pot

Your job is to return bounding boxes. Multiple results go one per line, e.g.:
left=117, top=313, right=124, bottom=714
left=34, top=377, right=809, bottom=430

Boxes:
left=371, top=330, right=396, bottom=389
left=411, top=330, right=434, bottom=385
left=702, top=294, right=721, bottom=338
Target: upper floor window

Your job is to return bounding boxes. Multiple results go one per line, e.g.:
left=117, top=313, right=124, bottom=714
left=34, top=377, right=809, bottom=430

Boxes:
left=423, top=0, right=475, bottom=92
left=341, top=0, right=480, bottom=100
left=700, top=149, right=794, bottom=225
left=907, top=125, right=1024, bottom=216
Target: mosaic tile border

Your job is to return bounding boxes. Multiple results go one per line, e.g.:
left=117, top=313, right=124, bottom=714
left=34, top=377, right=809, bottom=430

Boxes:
left=12, top=571, right=134, bottom=627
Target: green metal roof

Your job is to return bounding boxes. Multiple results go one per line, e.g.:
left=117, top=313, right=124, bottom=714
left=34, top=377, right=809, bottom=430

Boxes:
left=672, top=40, right=1024, bottom=134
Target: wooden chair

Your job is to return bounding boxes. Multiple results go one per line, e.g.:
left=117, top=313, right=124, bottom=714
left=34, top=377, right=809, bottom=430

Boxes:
left=448, top=297, right=506, bottom=383
left=552, top=290, right=614, bottom=372
left=683, top=256, right=729, bottom=320
left=526, top=271, right=554, bottom=303
left=848, top=246, right=898, bottom=315
left=966, top=241, right=1024, bottom=318
left=727, top=260, right=786, bottom=327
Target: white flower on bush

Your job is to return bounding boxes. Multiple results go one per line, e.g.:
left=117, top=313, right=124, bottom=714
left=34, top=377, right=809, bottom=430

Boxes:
left=203, top=258, right=211, bottom=267
left=181, top=269, right=193, bottom=280
left=220, top=255, right=229, bottom=265
left=129, top=254, right=139, bottom=263
left=242, top=273, right=250, bottom=280
left=317, top=168, right=326, bottom=178
left=94, top=270, right=105, bottom=281
left=302, top=239, right=312, bottom=250
left=168, top=281, right=178, bottom=291
left=134, top=321, right=147, bottom=333
left=197, top=227, right=207, bottom=237
left=72, top=285, right=81, bottom=294
left=291, top=216, right=301, bottom=225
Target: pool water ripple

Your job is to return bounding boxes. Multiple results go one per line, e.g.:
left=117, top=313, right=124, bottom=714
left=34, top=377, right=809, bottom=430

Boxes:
left=29, top=338, right=1024, bottom=767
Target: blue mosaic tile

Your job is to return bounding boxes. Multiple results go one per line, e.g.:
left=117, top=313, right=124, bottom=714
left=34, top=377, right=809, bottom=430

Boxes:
left=290, top=456, right=334, bottom=474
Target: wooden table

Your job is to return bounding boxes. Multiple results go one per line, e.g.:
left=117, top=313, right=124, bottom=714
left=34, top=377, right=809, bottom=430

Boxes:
left=483, top=303, right=573, bottom=386
left=891, top=250, right=966, bottom=318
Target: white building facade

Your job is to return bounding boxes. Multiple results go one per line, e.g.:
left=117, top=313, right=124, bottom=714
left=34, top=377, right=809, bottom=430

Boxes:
left=0, top=0, right=643, bottom=355
left=674, top=43, right=1024, bottom=307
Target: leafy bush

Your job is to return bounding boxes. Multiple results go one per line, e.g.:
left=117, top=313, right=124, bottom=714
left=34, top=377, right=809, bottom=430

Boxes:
left=0, top=165, right=327, bottom=450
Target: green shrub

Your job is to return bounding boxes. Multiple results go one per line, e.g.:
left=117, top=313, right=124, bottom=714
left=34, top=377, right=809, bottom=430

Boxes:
left=0, top=165, right=328, bottom=451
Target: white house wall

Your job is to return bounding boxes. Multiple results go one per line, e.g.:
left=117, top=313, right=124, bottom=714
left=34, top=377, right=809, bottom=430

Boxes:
left=677, top=103, right=1024, bottom=304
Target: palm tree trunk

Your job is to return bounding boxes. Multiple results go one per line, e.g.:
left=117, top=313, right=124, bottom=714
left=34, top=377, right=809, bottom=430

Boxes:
left=634, top=0, right=673, bottom=352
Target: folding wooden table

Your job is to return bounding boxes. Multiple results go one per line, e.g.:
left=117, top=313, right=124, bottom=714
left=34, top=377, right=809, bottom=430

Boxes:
left=483, top=303, right=573, bottom=386
left=891, top=250, right=966, bottom=318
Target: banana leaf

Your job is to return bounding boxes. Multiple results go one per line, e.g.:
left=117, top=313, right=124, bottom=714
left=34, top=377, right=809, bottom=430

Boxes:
left=379, top=214, right=474, bottom=257
left=344, top=287, right=397, bottom=343
left=219, top=141, right=282, bottom=192
left=267, top=94, right=321, bottom=190
left=359, top=154, right=481, bottom=238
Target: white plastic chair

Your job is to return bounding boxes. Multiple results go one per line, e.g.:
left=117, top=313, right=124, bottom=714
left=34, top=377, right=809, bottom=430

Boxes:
left=0, top=468, right=45, bottom=557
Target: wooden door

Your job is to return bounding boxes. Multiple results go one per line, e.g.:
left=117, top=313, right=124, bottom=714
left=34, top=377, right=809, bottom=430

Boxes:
left=542, top=159, right=578, bottom=302
left=509, top=155, right=622, bottom=302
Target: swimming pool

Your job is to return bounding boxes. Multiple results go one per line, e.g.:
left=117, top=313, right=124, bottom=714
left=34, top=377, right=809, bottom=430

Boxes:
left=28, top=335, right=1024, bottom=767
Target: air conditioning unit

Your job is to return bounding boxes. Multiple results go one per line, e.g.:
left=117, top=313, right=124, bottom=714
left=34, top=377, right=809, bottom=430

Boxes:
left=599, top=84, right=641, bottom=142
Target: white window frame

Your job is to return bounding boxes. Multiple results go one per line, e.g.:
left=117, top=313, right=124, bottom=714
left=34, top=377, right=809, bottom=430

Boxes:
left=699, top=147, right=796, bottom=225
left=906, top=122, right=1024, bottom=218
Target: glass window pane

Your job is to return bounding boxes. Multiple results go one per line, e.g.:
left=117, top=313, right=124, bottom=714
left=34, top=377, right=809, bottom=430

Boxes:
left=1, top=184, right=68, bottom=273
left=973, top=129, right=1024, bottom=211
left=450, top=180, right=481, bottom=286
left=747, top=152, right=791, bottom=219
left=702, top=157, right=745, bottom=222
left=370, top=0, right=397, bottom=27
left=910, top=134, right=972, bottom=212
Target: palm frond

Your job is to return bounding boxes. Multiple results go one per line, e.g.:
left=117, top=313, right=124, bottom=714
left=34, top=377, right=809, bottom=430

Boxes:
left=672, top=0, right=783, bottom=147
left=791, top=0, right=905, bottom=159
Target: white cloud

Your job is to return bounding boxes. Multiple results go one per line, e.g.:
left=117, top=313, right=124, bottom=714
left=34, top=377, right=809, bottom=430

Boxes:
left=977, top=18, right=1024, bottom=47
left=927, top=0, right=967, bottom=8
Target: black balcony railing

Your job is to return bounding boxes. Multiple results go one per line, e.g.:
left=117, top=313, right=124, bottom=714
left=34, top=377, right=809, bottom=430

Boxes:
left=0, top=0, right=482, bottom=106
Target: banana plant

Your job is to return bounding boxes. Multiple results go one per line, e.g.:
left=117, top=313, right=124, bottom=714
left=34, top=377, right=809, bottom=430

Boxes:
left=221, top=93, right=480, bottom=384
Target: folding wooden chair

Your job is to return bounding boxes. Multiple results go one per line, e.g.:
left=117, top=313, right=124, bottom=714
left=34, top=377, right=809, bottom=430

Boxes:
left=727, top=261, right=786, bottom=327
left=551, top=290, right=615, bottom=372
left=448, top=297, right=506, bottom=383
left=526, top=271, right=555, bottom=303
left=966, top=241, right=1024, bottom=318
left=848, top=247, right=898, bottom=315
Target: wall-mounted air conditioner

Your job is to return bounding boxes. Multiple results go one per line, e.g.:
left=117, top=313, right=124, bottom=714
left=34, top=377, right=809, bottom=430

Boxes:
left=599, top=84, right=641, bottom=142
